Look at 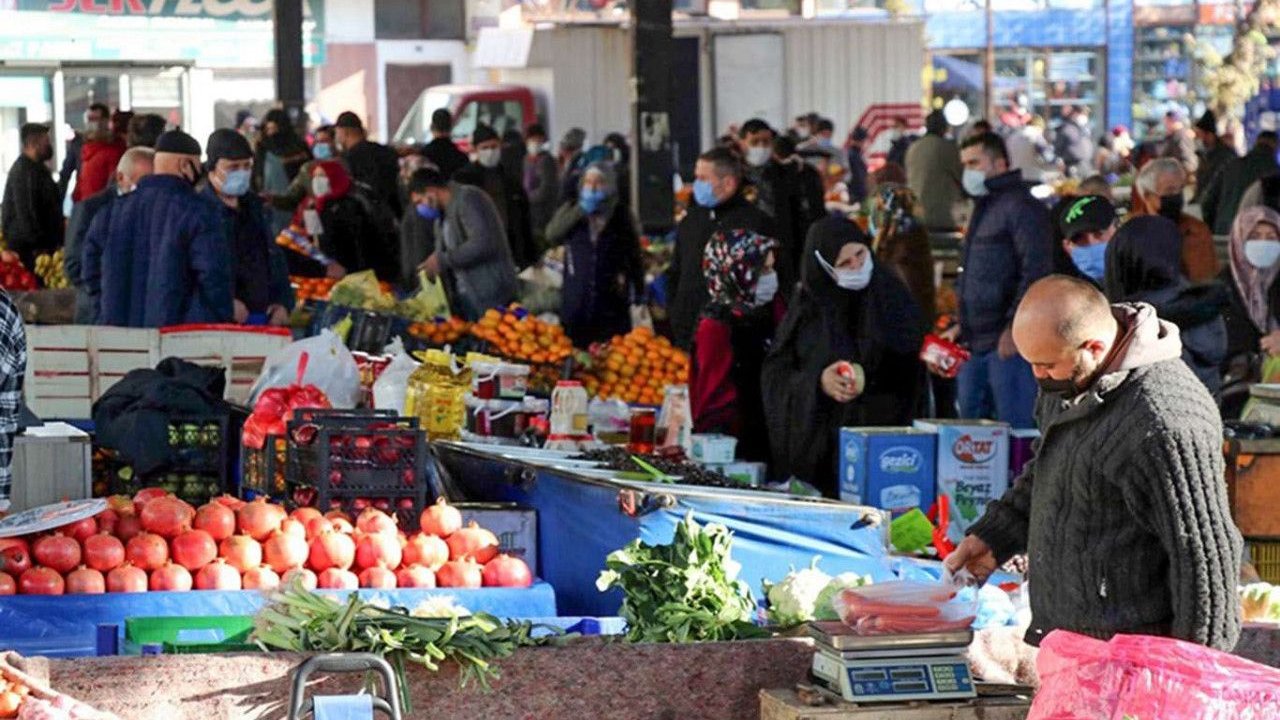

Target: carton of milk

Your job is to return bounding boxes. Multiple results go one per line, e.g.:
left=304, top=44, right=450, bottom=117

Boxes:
left=838, top=427, right=937, bottom=514
left=913, top=419, right=1010, bottom=543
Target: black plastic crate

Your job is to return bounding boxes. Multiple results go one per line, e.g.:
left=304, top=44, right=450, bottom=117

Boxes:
left=322, top=305, right=396, bottom=354
left=240, top=435, right=288, bottom=500
left=101, top=410, right=245, bottom=506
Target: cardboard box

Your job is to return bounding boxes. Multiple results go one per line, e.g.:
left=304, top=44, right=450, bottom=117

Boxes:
left=838, top=427, right=937, bottom=513
left=1010, top=429, right=1039, bottom=483
left=455, top=503, right=538, bottom=574
left=691, top=434, right=737, bottom=464
left=913, top=419, right=1010, bottom=542
left=708, top=461, right=766, bottom=487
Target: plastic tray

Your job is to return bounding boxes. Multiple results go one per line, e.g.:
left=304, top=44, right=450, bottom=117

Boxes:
left=124, top=615, right=256, bottom=654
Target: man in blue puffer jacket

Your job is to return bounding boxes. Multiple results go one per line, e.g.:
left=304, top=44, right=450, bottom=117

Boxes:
left=83, top=130, right=232, bottom=327
left=951, top=132, right=1054, bottom=428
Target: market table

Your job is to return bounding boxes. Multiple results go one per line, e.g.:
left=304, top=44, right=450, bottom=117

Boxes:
left=435, top=441, right=898, bottom=617
left=0, top=583, right=557, bottom=658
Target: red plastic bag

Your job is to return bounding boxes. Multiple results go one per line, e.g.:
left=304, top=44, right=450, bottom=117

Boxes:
left=1029, top=631, right=1280, bottom=720
left=832, top=581, right=977, bottom=636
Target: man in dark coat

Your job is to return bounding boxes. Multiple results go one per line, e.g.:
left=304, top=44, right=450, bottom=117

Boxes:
left=523, top=123, right=560, bottom=243
left=200, top=129, right=291, bottom=326
left=334, top=111, right=402, bottom=216
left=666, top=147, right=775, bottom=350
left=1053, top=106, right=1095, bottom=178
left=1202, top=131, right=1280, bottom=236
left=948, top=276, right=1242, bottom=652
left=740, top=119, right=803, bottom=293
left=2, top=123, right=63, bottom=270
left=846, top=127, right=870, bottom=204
left=421, top=109, right=468, bottom=181
left=454, top=123, right=536, bottom=269
left=1192, top=110, right=1235, bottom=204
left=83, top=130, right=232, bottom=327
left=953, top=132, right=1054, bottom=429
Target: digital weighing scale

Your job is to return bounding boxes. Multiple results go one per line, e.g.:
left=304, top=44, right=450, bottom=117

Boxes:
left=808, top=622, right=976, bottom=703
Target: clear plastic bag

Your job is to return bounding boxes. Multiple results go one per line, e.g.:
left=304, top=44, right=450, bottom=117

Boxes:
left=372, top=337, right=420, bottom=414
left=1029, top=630, right=1280, bottom=720
left=249, top=329, right=361, bottom=409
left=831, top=580, right=977, bottom=636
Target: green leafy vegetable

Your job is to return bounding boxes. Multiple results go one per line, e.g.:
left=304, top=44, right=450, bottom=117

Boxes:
left=596, top=513, right=768, bottom=643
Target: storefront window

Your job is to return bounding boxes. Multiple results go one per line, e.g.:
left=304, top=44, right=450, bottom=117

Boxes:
left=994, top=48, right=1102, bottom=130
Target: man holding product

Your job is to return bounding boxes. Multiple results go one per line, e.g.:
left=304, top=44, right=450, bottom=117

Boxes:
left=945, top=275, right=1242, bottom=651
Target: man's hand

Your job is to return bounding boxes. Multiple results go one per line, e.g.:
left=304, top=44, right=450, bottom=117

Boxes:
left=939, top=324, right=960, bottom=343
left=419, top=253, right=441, bottom=280
left=233, top=299, right=249, bottom=325
left=997, top=326, right=1018, bottom=360
left=1262, top=330, right=1280, bottom=356
left=325, top=262, right=347, bottom=280
left=820, top=362, right=860, bottom=403
left=943, top=535, right=999, bottom=587
left=266, top=304, right=290, bottom=327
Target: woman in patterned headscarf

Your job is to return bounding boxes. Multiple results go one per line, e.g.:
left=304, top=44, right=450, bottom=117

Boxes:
left=869, top=184, right=935, bottom=327
left=1221, top=205, right=1280, bottom=365
left=689, top=229, right=782, bottom=464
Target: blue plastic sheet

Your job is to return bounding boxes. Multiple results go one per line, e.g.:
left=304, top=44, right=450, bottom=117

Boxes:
left=0, top=582, right=556, bottom=658
left=438, top=444, right=898, bottom=617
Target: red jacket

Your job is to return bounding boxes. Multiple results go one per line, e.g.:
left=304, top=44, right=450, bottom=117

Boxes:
left=690, top=297, right=785, bottom=451
left=75, top=139, right=126, bottom=202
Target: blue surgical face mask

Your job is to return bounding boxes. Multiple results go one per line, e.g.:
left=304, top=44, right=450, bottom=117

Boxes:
left=1070, top=241, right=1108, bottom=281
left=754, top=270, right=779, bottom=305
left=693, top=179, right=719, bottom=208
left=312, top=143, right=333, bottom=160
left=579, top=187, right=608, bottom=215
left=416, top=202, right=441, bottom=222
left=220, top=168, right=252, bottom=197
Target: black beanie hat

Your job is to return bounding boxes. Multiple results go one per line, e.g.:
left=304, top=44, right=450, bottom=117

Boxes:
left=205, top=128, right=252, bottom=168
left=472, top=123, right=498, bottom=146
left=155, top=129, right=201, bottom=156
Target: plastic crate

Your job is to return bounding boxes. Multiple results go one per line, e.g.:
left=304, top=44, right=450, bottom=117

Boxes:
left=158, top=324, right=293, bottom=405
left=101, top=410, right=247, bottom=506
left=240, top=434, right=288, bottom=500
left=1251, top=540, right=1280, bottom=584
left=124, top=615, right=256, bottom=655
left=321, top=305, right=396, bottom=354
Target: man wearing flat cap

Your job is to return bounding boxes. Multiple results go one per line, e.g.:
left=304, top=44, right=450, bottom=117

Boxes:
left=83, top=129, right=232, bottom=327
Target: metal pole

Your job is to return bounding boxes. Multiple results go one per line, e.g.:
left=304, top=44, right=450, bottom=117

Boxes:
left=273, top=0, right=305, bottom=126
left=984, top=0, right=994, bottom=121
left=632, top=0, right=676, bottom=234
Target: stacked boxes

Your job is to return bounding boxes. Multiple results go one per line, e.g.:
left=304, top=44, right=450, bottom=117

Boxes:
left=913, top=420, right=1011, bottom=543
left=838, top=428, right=937, bottom=513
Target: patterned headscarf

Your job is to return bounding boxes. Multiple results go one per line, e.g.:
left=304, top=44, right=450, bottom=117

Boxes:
left=1229, top=205, right=1280, bottom=334
left=702, top=229, right=777, bottom=320
left=870, top=183, right=918, bottom=251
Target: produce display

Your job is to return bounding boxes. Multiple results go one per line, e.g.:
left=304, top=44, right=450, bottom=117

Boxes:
left=32, top=250, right=67, bottom=290
left=761, top=559, right=872, bottom=627
left=328, top=271, right=395, bottom=312
left=240, top=382, right=331, bottom=450
left=469, top=305, right=573, bottom=366
left=407, top=317, right=471, bottom=347
left=0, top=252, right=37, bottom=292
left=582, top=327, right=688, bottom=406
left=1241, top=582, right=1280, bottom=623
left=290, top=276, right=337, bottom=302
left=596, top=513, right=765, bottom=643
left=572, top=447, right=739, bottom=488
left=831, top=580, right=976, bottom=635
left=94, top=419, right=230, bottom=506
left=0, top=493, right=530, bottom=596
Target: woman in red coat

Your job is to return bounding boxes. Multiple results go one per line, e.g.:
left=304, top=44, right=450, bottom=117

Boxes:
left=690, top=229, right=784, bottom=465
left=75, top=110, right=130, bottom=202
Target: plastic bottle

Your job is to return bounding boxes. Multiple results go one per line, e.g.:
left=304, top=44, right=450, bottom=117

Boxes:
left=405, top=349, right=471, bottom=440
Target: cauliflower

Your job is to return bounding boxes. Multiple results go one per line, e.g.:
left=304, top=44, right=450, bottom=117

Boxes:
left=1241, top=583, right=1280, bottom=623
left=813, top=573, right=873, bottom=621
left=764, top=558, right=832, bottom=627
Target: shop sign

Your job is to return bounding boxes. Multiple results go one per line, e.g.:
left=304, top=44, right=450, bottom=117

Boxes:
left=10, top=0, right=318, bottom=22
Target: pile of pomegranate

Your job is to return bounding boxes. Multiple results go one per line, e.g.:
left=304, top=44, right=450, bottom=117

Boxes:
left=0, top=493, right=532, bottom=595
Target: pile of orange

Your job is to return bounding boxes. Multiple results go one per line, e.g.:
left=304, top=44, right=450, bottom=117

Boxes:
left=469, top=304, right=574, bottom=365
left=407, top=316, right=471, bottom=346
left=584, top=327, right=689, bottom=405
left=291, top=276, right=337, bottom=301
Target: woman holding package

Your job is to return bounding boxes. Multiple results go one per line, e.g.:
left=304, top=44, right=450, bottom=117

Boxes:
left=544, top=162, right=644, bottom=347
left=761, top=216, right=923, bottom=495
left=279, top=160, right=390, bottom=280
left=690, top=230, right=783, bottom=464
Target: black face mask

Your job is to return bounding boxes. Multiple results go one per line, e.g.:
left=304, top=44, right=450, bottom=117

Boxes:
left=181, top=159, right=204, bottom=187
left=38, top=145, right=53, bottom=163
left=1036, top=376, right=1079, bottom=396
left=1158, top=193, right=1184, bottom=220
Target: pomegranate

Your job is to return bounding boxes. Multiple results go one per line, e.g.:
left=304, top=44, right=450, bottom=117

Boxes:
left=238, top=498, right=286, bottom=541
left=105, top=494, right=134, bottom=515
left=219, top=535, right=263, bottom=573
left=140, top=496, right=196, bottom=538
left=396, top=564, right=436, bottom=589
left=242, top=565, right=281, bottom=591
left=19, top=567, right=65, bottom=595
left=95, top=508, right=120, bottom=536
left=171, top=529, right=217, bottom=571
left=354, top=532, right=402, bottom=572
left=290, top=507, right=323, bottom=526
left=132, top=487, right=168, bottom=514
left=355, top=508, right=398, bottom=537
left=213, top=494, right=246, bottom=511
left=329, top=517, right=355, bottom=535
left=106, top=563, right=148, bottom=593
left=279, top=518, right=307, bottom=541
left=282, top=567, right=318, bottom=590
left=126, top=532, right=169, bottom=571
left=83, top=533, right=126, bottom=572
left=62, top=515, right=98, bottom=543
left=33, top=533, right=81, bottom=574
left=305, top=516, right=333, bottom=541
left=445, top=522, right=499, bottom=564
left=359, top=566, right=397, bottom=589
left=263, top=530, right=309, bottom=573
left=149, top=563, right=193, bottom=592
left=0, top=537, right=28, bottom=556
left=308, top=530, right=355, bottom=572
left=195, top=559, right=242, bottom=591
left=0, top=571, right=14, bottom=595
left=113, top=514, right=143, bottom=542
left=402, top=533, right=449, bottom=571
left=193, top=502, right=236, bottom=541
left=436, top=559, right=483, bottom=588
left=65, top=566, right=106, bottom=594
left=0, top=547, right=31, bottom=577
left=324, top=509, right=351, bottom=523
left=317, top=568, right=358, bottom=590
left=420, top=498, right=462, bottom=538
left=482, top=554, right=533, bottom=588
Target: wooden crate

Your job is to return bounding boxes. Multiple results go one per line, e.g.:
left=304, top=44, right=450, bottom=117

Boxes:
left=760, top=689, right=1031, bottom=720
left=24, top=326, right=159, bottom=419
left=1225, top=439, right=1280, bottom=539
left=159, top=325, right=292, bottom=404
left=8, top=422, right=93, bottom=511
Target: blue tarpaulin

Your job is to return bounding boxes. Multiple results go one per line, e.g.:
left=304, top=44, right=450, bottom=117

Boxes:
left=436, top=443, right=899, bottom=617
left=0, top=582, right=556, bottom=658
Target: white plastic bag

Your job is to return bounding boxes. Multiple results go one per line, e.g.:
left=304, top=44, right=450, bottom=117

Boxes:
left=831, top=580, right=978, bottom=636
left=372, top=337, right=420, bottom=414
left=249, top=329, right=362, bottom=409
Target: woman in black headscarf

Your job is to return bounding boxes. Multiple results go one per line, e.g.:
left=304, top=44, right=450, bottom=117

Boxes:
left=761, top=216, right=923, bottom=496
left=1103, top=215, right=1228, bottom=397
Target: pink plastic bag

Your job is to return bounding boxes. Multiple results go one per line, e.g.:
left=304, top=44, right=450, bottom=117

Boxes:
left=1029, top=631, right=1280, bottom=720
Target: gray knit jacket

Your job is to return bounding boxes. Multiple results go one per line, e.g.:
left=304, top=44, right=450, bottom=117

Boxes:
left=969, top=303, right=1242, bottom=651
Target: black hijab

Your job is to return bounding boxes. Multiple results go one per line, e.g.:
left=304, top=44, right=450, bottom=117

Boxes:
left=259, top=108, right=308, bottom=156
left=1104, top=215, right=1184, bottom=300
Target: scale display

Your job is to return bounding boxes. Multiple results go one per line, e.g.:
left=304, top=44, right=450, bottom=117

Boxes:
left=846, top=662, right=971, bottom=698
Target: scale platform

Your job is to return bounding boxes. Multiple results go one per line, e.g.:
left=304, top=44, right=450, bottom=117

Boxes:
left=807, top=622, right=976, bottom=704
